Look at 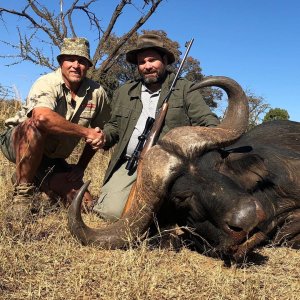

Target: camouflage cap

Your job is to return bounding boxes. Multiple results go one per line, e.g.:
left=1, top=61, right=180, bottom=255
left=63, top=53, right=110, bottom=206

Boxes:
left=126, top=33, right=175, bottom=65
left=57, top=37, right=93, bottom=66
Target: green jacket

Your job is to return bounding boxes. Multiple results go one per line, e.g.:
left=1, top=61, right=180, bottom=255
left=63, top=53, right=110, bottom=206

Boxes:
left=103, top=72, right=219, bottom=183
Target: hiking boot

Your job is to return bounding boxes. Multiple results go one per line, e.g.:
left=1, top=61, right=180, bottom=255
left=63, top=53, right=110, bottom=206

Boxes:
left=10, top=183, right=37, bottom=223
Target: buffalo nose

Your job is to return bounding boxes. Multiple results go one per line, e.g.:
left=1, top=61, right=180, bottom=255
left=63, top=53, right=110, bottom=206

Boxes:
left=225, top=198, right=266, bottom=233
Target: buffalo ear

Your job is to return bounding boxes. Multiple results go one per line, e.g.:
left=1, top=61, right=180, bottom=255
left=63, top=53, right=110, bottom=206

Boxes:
left=219, top=152, right=268, bottom=191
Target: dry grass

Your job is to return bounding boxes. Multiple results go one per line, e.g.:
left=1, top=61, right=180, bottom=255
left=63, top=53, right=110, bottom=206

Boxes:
left=0, top=102, right=299, bottom=299
left=0, top=100, right=22, bottom=130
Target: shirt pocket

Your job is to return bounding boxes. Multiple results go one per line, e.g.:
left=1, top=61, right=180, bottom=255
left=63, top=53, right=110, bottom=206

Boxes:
left=78, top=102, right=97, bottom=125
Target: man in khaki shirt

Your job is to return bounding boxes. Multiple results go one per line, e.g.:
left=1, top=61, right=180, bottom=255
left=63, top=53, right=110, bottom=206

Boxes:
left=0, top=37, right=110, bottom=225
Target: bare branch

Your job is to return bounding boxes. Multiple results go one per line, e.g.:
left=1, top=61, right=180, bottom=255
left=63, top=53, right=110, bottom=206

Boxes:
left=94, top=0, right=163, bottom=77
left=65, top=0, right=81, bottom=37
left=28, top=0, right=64, bottom=44
left=64, top=0, right=99, bottom=37
left=0, top=5, right=61, bottom=46
left=0, top=1, right=95, bottom=68
left=92, top=0, right=128, bottom=65
left=59, top=0, right=68, bottom=37
left=0, top=26, right=56, bottom=70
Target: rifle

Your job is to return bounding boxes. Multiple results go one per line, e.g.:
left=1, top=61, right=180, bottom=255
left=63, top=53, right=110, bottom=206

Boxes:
left=121, top=38, right=194, bottom=216
left=125, top=116, right=155, bottom=173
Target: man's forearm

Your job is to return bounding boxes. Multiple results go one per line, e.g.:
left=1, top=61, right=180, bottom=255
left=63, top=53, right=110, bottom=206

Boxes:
left=32, top=107, right=89, bottom=137
left=32, top=107, right=104, bottom=143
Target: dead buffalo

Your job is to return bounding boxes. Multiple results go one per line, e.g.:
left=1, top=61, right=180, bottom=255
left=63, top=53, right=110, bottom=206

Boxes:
left=67, top=76, right=300, bottom=260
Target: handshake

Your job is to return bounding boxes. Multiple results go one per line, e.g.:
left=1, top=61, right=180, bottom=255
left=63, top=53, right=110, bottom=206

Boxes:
left=85, top=126, right=106, bottom=150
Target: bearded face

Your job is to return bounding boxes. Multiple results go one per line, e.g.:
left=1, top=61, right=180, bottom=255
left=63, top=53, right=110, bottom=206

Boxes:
left=137, top=49, right=168, bottom=86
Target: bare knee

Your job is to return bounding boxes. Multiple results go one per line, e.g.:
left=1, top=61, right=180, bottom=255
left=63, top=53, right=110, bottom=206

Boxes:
left=14, top=118, right=47, bottom=145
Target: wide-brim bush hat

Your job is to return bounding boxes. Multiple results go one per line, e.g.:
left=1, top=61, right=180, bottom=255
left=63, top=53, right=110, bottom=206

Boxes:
left=57, top=37, right=93, bottom=67
left=126, top=33, right=175, bottom=65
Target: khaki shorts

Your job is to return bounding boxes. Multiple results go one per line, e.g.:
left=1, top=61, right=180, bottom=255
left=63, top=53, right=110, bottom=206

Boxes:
left=93, top=160, right=137, bottom=221
left=0, top=127, right=16, bottom=162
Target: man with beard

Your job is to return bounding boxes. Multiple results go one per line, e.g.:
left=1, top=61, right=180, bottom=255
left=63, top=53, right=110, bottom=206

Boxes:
left=94, top=33, right=219, bottom=220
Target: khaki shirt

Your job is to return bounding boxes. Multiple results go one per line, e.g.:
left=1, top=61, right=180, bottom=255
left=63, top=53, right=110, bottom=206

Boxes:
left=5, top=68, right=110, bottom=158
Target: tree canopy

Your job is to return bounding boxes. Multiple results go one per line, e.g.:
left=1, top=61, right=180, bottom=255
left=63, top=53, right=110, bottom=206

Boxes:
left=263, top=108, right=290, bottom=122
left=245, top=90, right=270, bottom=130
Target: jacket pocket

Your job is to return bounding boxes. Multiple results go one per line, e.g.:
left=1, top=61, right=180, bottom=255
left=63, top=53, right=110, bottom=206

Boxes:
left=115, top=106, right=132, bottom=136
left=165, top=97, right=190, bottom=129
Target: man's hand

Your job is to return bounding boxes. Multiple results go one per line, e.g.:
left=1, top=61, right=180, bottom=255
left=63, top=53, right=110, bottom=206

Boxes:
left=85, top=127, right=106, bottom=150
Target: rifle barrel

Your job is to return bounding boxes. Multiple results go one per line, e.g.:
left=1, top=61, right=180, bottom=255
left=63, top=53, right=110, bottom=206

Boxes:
left=163, top=38, right=194, bottom=104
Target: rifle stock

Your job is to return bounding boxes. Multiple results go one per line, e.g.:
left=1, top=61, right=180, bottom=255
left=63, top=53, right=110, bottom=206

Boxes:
left=140, top=102, right=169, bottom=157
left=121, top=38, right=194, bottom=216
